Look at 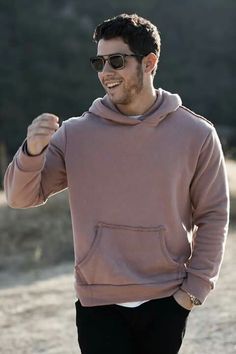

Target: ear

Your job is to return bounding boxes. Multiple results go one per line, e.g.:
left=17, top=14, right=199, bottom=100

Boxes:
left=143, top=52, right=158, bottom=74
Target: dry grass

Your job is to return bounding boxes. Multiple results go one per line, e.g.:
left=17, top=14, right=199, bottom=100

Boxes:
left=227, top=159, right=236, bottom=223
left=226, top=159, right=236, bottom=196
left=0, top=191, right=73, bottom=271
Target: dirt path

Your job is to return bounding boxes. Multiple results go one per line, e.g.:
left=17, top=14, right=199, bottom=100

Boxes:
left=0, top=264, right=78, bottom=354
left=0, top=229, right=235, bottom=354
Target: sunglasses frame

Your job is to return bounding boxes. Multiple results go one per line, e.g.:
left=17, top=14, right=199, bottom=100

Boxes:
left=90, top=53, right=145, bottom=72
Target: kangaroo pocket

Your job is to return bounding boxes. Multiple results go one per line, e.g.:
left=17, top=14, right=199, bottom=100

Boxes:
left=75, top=222, right=180, bottom=286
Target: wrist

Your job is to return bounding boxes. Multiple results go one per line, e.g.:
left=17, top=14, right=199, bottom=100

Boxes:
left=173, top=289, right=194, bottom=310
left=26, top=142, right=42, bottom=156
left=187, top=292, right=202, bottom=306
left=23, top=141, right=45, bottom=156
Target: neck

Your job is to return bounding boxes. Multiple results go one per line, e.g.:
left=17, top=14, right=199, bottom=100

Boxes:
left=116, top=87, right=157, bottom=116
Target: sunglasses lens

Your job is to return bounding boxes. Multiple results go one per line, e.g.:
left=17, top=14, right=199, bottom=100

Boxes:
left=109, top=55, right=124, bottom=69
left=90, top=55, right=125, bottom=72
left=90, top=57, right=104, bottom=72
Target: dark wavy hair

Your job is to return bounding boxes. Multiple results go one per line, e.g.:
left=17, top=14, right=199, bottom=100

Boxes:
left=93, top=13, right=161, bottom=75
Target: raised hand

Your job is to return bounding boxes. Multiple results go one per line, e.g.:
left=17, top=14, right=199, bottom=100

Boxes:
left=26, top=113, right=60, bottom=155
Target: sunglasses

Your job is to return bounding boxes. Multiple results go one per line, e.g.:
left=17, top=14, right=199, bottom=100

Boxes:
left=90, top=53, right=144, bottom=72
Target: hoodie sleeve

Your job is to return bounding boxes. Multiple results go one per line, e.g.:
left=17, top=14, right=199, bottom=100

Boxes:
left=181, top=127, right=230, bottom=304
left=4, top=123, right=68, bottom=208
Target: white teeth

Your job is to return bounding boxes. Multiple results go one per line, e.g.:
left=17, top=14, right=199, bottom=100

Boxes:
left=106, top=82, right=121, bottom=88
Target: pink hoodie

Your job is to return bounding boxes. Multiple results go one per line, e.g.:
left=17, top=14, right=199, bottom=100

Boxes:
left=4, top=88, right=229, bottom=306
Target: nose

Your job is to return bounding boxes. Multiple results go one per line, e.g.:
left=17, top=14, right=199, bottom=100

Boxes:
left=101, top=59, right=114, bottom=73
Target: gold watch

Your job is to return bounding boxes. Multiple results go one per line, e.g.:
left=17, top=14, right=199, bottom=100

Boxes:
left=189, top=294, right=202, bottom=306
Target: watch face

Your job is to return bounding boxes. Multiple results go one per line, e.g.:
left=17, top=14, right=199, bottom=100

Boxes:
left=190, top=295, right=201, bottom=306
left=193, top=298, right=202, bottom=306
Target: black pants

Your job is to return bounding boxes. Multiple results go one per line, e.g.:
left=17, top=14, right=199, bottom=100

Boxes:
left=75, top=296, right=190, bottom=354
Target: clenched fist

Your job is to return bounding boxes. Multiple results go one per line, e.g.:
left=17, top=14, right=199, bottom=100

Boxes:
left=26, top=113, right=60, bottom=155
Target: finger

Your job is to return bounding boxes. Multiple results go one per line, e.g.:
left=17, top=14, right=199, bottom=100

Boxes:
left=33, top=113, right=59, bottom=124
left=27, top=127, right=57, bottom=137
left=38, top=113, right=59, bottom=121
left=28, top=133, right=55, bottom=139
left=35, top=121, right=59, bottom=130
left=29, top=120, right=59, bottom=132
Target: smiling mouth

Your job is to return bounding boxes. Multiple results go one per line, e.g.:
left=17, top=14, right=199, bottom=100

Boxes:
left=105, top=81, right=122, bottom=90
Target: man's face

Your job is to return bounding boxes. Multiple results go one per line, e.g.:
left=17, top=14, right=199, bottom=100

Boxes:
left=97, top=38, right=145, bottom=111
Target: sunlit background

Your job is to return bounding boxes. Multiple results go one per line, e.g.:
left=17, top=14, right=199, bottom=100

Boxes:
left=0, top=1, right=235, bottom=353
left=0, top=0, right=235, bottom=164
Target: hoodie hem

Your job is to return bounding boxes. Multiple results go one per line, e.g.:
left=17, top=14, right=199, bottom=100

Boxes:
left=74, top=278, right=184, bottom=307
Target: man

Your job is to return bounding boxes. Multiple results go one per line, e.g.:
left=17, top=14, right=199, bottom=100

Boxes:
left=4, top=13, right=229, bottom=354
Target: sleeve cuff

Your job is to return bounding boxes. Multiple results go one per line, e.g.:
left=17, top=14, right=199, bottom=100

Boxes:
left=180, top=272, right=212, bottom=304
left=16, top=141, right=46, bottom=172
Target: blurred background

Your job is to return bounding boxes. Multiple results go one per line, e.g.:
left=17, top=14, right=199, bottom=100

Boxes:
left=1, top=0, right=235, bottom=268
left=0, top=1, right=236, bottom=353
left=0, top=0, right=236, bottom=185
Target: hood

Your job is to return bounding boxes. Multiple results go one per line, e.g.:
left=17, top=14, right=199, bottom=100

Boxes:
left=88, top=88, right=182, bottom=127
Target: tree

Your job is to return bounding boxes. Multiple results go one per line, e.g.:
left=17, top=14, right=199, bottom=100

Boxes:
left=1, top=0, right=235, bottom=157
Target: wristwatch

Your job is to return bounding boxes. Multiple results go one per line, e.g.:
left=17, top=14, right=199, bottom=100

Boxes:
left=189, top=294, right=202, bottom=306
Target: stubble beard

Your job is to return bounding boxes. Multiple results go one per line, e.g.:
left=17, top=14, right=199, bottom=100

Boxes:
left=109, top=64, right=144, bottom=106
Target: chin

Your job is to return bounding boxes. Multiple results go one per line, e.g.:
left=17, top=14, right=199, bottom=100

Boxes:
left=109, top=94, right=131, bottom=106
